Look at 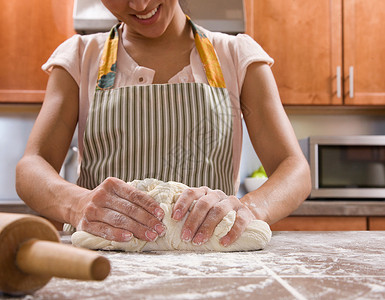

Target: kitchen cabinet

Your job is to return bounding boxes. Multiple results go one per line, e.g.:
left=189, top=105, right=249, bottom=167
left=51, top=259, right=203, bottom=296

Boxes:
left=270, top=216, right=367, bottom=231
left=368, top=217, right=385, bottom=230
left=244, top=0, right=385, bottom=106
left=270, top=201, right=385, bottom=231
left=0, top=0, right=75, bottom=103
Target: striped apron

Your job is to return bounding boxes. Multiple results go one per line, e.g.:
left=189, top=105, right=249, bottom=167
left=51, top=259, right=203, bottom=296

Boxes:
left=77, top=18, right=234, bottom=195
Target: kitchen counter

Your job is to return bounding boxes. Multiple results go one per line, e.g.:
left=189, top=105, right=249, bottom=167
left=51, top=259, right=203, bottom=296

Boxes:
left=3, top=231, right=384, bottom=299
left=0, top=203, right=37, bottom=215
left=292, top=200, right=385, bottom=216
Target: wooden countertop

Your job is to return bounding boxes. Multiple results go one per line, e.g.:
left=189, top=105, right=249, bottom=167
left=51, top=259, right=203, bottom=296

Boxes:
left=4, top=231, right=384, bottom=299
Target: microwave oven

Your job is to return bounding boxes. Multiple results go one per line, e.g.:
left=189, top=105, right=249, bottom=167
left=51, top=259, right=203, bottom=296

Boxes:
left=300, top=136, right=385, bottom=199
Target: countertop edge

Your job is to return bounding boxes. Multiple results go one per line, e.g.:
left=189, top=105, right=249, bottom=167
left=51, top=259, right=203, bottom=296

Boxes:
left=292, top=200, right=385, bottom=216
left=1, top=201, right=384, bottom=217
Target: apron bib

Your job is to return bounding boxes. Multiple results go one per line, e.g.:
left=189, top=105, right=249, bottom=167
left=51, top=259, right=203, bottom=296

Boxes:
left=77, top=18, right=235, bottom=195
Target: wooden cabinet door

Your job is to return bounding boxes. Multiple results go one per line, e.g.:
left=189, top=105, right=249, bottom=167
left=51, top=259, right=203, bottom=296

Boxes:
left=368, top=217, right=385, bottom=230
left=343, top=0, right=385, bottom=105
left=244, top=0, right=343, bottom=105
left=0, top=0, right=75, bottom=103
left=270, top=216, right=367, bottom=231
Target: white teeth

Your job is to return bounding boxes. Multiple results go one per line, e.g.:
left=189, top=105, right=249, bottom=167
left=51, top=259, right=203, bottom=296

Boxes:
left=136, top=7, right=158, bottom=20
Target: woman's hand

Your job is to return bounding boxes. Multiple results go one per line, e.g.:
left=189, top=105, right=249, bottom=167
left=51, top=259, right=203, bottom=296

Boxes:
left=74, top=177, right=166, bottom=243
left=171, top=187, right=255, bottom=247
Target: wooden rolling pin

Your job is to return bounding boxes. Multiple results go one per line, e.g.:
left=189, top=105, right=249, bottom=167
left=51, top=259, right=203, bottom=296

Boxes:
left=0, top=213, right=110, bottom=295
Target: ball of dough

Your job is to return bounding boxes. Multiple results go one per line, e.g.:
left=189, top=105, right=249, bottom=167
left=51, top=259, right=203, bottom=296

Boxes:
left=71, top=179, right=272, bottom=252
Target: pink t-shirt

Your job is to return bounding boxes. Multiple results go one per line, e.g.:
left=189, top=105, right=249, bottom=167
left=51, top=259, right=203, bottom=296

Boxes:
left=42, top=24, right=273, bottom=191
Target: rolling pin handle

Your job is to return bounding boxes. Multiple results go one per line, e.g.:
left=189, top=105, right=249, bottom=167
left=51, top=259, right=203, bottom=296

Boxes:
left=16, top=239, right=110, bottom=281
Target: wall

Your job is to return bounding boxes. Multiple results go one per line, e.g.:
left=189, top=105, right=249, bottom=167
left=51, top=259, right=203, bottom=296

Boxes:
left=0, top=105, right=78, bottom=204
left=0, top=105, right=40, bottom=203
left=288, top=111, right=385, bottom=139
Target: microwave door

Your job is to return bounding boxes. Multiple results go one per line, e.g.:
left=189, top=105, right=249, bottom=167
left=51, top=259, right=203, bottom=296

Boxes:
left=310, top=142, right=385, bottom=199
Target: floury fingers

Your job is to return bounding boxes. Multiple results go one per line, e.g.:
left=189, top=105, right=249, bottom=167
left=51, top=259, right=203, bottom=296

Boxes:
left=71, top=179, right=272, bottom=252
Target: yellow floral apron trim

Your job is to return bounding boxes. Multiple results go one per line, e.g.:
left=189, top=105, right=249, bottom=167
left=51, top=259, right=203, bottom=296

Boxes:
left=96, top=16, right=226, bottom=90
left=187, top=16, right=226, bottom=89
left=96, top=25, right=119, bottom=90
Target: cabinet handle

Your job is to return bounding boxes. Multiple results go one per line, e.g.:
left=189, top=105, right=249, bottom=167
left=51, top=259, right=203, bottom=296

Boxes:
left=349, top=66, right=354, bottom=98
left=336, top=66, right=341, bottom=98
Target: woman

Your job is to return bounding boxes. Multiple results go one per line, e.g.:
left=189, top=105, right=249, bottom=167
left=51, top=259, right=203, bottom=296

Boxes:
left=16, top=0, right=311, bottom=247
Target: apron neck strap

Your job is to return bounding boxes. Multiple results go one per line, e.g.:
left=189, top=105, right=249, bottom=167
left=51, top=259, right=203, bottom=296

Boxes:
left=96, top=25, right=119, bottom=90
left=186, top=16, right=226, bottom=89
left=96, top=16, right=226, bottom=90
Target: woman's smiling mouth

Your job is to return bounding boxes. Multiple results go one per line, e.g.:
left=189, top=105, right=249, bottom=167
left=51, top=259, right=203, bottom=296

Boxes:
left=135, top=5, right=159, bottom=20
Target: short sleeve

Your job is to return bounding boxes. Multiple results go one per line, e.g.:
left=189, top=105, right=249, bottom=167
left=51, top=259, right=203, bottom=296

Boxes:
left=231, top=33, right=274, bottom=88
left=41, top=34, right=83, bottom=86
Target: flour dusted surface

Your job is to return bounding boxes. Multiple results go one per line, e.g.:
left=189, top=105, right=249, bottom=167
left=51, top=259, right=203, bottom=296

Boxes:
left=71, top=178, right=272, bottom=252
